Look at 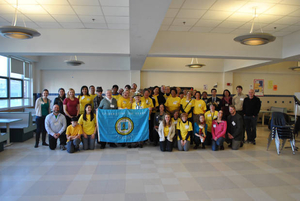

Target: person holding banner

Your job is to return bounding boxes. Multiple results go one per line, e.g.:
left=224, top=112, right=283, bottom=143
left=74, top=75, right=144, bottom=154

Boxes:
left=99, top=89, right=118, bottom=149
left=78, top=104, right=96, bottom=150
left=158, top=114, right=175, bottom=152
left=117, top=90, right=132, bottom=109
left=177, top=113, right=193, bottom=151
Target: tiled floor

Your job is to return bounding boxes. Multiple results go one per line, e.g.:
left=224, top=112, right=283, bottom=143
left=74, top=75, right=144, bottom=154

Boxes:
left=1, top=126, right=300, bottom=201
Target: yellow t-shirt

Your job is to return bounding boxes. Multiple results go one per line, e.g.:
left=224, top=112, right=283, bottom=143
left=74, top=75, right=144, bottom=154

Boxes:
left=117, top=96, right=132, bottom=109
left=164, top=94, right=171, bottom=100
left=176, top=120, right=193, bottom=141
left=112, top=94, right=121, bottom=101
left=78, top=114, right=96, bottom=135
left=132, top=101, right=147, bottom=109
left=165, top=96, right=181, bottom=113
left=193, top=99, right=207, bottom=114
left=180, top=98, right=195, bottom=118
left=78, top=95, right=93, bottom=114
left=141, top=97, right=154, bottom=109
left=152, top=95, right=159, bottom=108
left=164, top=126, right=170, bottom=137
left=66, top=124, right=83, bottom=142
left=204, top=111, right=218, bottom=132
left=172, top=117, right=181, bottom=127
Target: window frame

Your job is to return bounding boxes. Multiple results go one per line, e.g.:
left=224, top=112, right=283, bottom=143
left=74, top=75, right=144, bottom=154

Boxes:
left=0, top=76, right=9, bottom=99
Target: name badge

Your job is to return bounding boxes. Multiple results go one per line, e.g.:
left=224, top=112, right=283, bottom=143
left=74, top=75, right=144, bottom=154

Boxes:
left=232, top=121, right=236, bottom=126
left=240, top=98, right=244, bottom=101
left=82, top=96, right=85, bottom=100
left=225, top=104, right=229, bottom=106
left=199, top=125, right=203, bottom=129
left=87, top=98, right=90, bottom=101
left=207, top=114, right=211, bottom=117
left=186, top=100, right=189, bottom=103
left=198, top=104, right=201, bottom=107
left=217, top=101, right=220, bottom=104
left=174, top=120, right=178, bottom=124
left=173, top=101, right=177, bottom=105
left=110, top=104, right=114, bottom=108
left=146, top=100, right=149, bottom=103
left=213, top=124, right=216, bottom=128
left=185, top=125, right=189, bottom=129
left=123, top=101, right=126, bottom=104
left=54, top=122, right=59, bottom=126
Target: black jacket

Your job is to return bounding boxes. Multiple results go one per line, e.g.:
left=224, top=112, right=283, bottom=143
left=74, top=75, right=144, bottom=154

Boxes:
left=242, top=96, right=261, bottom=116
left=207, top=97, right=222, bottom=111
left=227, top=113, right=243, bottom=141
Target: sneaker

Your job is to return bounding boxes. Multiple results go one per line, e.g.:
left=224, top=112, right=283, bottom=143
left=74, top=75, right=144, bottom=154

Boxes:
left=42, top=142, right=49, bottom=146
left=109, top=143, right=118, bottom=148
left=60, top=145, right=66, bottom=150
left=220, top=145, right=224, bottom=150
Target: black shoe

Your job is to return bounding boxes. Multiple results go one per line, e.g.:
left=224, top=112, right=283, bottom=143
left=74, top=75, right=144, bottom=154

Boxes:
left=34, top=144, right=38, bottom=148
left=60, top=145, right=66, bottom=150
left=220, top=146, right=224, bottom=150
left=128, top=145, right=132, bottom=148
left=121, top=143, right=126, bottom=147
left=228, top=144, right=232, bottom=148
left=139, top=144, right=143, bottom=148
left=240, top=142, right=244, bottom=147
left=153, top=142, right=158, bottom=147
left=42, top=142, right=49, bottom=146
left=193, top=145, right=198, bottom=149
left=202, top=145, right=206, bottom=149
left=252, top=141, right=256, bottom=145
left=109, top=143, right=117, bottom=148
left=100, top=145, right=105, bottom=149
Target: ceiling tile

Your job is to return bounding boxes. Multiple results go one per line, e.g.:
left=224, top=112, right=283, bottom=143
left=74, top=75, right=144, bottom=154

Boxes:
left=226, top=12, right=254, bottom=22
left=168, top=25, right=192, bottom=31
left=250, top=0, right=281, bottom=3
left=239, top=22, right=269, bottom=30
left=217, top=21, right=246, bottom=28
left=102, top=7, right=129, bottom=16
left=43, top=5, right=75, bottom=15
left=273, top=31, right=292, bottom=36
left=237, top=2, right=275, bottom=14
left=6, top=0, right=38, bottom=4
left=190, top=26, right=213, bottom=32
left=176, top=9, right=206, bottom=18
left=160, top=25, right=169, bottom=31
left=210, top=0, right=247, bottom=12
left=195, top=19, right=222, bottom=27
left=162, top=18, right=174, bottom=25
left=73, top=6, right=103, bottom=15
left=257, top=14, right=282, bottom=23
left=36, top=22, right=62, bottom=28
left=201, top=11, right=233, bottom=20
left=282, top=25, right=300, bottom=31
left=52, top=15, right=81, bottom=23
left=36, top=0, right=69, bottom=5
left=0, top=0, right=7, bottom=4
left=79, top=15, right=105, bottom=23
left=172, top=18, right=198, bottom=26
left=105, top=16, right=129, bottom=24
left=289, top=9, right=300, bottom=16
left=230, top=28, right=251, bottom=34
left=0, top=13, right=31, bottom=23
left=169, top=0, right=185, bottom=9
left=108, top=23, right=129, bottom=29
left=182, top=0, right=216, bottom=9
left=264, top=4, right=300, bottom=15
left=68, top=0, right=99, bottom=6
left=16, top=21, right=40, bottom=28
left=0, top=17, right=7, bottom=22
left=275, top=16, right=300, bottom=25
left=18, top=5, right=48, bottom=14
left=165, top=9, right=179, bottom=18
left=263, top=23, right=289, bottom=31
left=100, top=0, right=129, bottom=7
left=60, top=22, right=84, bottom=29
left=280, top=0, right=300, bottom=5
left=210, top=27, right=235, bottom=33
left=26, top=14, right=56, bottom=22
left=84, top=23, right=107, bottom=29
left=0, top=5, right=20, bottom=13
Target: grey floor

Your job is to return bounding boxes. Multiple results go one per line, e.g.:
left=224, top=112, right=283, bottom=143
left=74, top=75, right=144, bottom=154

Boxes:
left=1, top=126, right=300, bottom=201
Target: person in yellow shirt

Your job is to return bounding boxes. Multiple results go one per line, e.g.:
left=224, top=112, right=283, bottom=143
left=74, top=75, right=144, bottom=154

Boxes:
left=204, top=103, right=218, bottom=146
left=89, top=85, right=97, bottom=111
left=180, top=91, right=194, bottom=120
left=66, top=117, right=82, bottom=153
left=193, top=91, right=207, bottom=125
left=78, top=104, right=97, bottom=150
left=158, top=114, right=175, bottom=152
left=163, top=86, right=171, bottom=100
left=117, top=90, right=132, bottom=109
left=112, top=85, right=121, bottom=101
left=78, top=85, right=92, bottom=115
left=176, top=113, right=193, bottom=151
left=171, top=110, right=181, bottom=148
left=165, top=88, right=181, bottom=115
left=141, top=88, right=154, bottom=142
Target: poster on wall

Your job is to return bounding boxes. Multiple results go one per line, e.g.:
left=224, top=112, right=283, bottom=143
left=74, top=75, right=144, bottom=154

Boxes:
left=254, top=79, right=264, bottom=96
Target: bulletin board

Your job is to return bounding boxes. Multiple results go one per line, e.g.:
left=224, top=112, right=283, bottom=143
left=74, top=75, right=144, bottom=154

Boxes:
left=254, top=79, right=264, bottom=96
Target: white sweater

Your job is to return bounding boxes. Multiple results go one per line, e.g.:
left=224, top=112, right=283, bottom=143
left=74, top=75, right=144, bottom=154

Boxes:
left=35, top=98, right=51, bottom=117
left=158, top=122, right=175, bottom=142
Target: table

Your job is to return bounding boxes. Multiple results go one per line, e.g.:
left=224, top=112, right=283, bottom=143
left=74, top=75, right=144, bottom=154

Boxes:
left=260, top=110, right=273, bottom=126
left=0, top=119, right=22, bottom=147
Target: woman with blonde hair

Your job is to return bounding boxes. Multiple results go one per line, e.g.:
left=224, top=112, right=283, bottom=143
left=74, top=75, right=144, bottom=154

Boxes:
left=63, top=88, right=79, bottom=126
left=158, top=114, right=175, bottom=152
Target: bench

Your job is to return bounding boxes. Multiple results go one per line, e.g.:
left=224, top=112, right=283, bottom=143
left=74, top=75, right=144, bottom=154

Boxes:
left=0, top=112, right=36, bottom=142
left=0, top=131, right=8, bottom=152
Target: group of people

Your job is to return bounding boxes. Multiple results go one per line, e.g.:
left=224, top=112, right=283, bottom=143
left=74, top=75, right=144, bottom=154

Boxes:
left=34, top=83, right=261, bottom=153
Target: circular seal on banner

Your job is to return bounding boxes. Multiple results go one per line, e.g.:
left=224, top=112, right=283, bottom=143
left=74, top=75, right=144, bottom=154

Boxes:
left=115, top=117, right=134, bottom=135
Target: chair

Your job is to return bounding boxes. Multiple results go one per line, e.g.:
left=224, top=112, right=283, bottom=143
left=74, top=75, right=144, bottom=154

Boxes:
left=267, top=112, right=295, bottom=155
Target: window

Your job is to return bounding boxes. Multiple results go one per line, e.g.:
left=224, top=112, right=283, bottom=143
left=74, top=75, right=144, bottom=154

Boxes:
left=0, top=56, right=33, bottom=109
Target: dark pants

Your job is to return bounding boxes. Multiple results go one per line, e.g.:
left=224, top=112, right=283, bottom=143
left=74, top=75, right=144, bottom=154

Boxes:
left=212, top=137, right=225, bottom=151
left=188, top=117, right=193, bottom=144
left=236, top=111, right=245, bottom=141
left=244, top=116, right=258, bottom=141
left=49, top=132, right=67, bottom=150
left=194, top=135, right=204, bottom=147
left=205, top=131, right=212, bottom=145
left=152, top=128, right=159, bottom=145
left=160, top=137, right=173, bottom=152
left=149, top=114, right=155, bottom=141
left=36, top=116, right=47, bottom=145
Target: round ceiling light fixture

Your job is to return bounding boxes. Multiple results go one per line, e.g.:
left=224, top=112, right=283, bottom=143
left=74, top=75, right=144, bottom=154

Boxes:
left=185, top=58, right=205, bottom=68
left=64, top=56, right=85, bottom=66
left=289, top=62, right=300, bottom=71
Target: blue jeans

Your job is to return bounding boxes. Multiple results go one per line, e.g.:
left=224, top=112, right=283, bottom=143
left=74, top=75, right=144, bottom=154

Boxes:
left=67, top=139, right=80, bottom=153
left=244, top=116, right=258, bottom=142
left=212, top=137, right=225, bottom=151
left=82, top=135, right=95, bottom=150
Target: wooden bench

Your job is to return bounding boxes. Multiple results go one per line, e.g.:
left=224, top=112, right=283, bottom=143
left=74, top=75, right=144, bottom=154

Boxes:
left=0, top=112, right=36, bottom=142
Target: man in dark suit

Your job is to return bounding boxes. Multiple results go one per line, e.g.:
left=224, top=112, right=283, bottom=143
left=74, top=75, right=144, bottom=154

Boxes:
left=207, top=88, right=221, bottom=111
